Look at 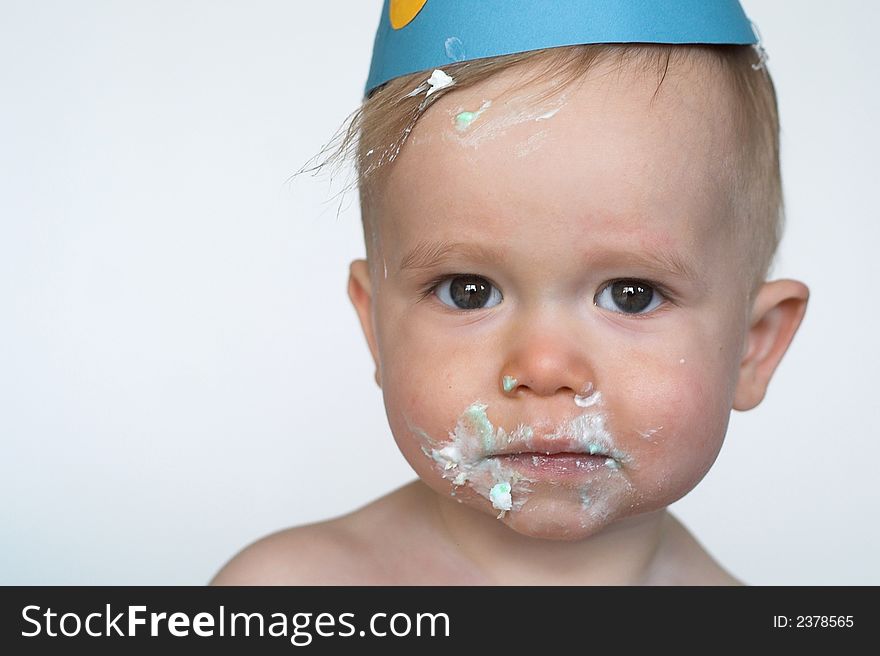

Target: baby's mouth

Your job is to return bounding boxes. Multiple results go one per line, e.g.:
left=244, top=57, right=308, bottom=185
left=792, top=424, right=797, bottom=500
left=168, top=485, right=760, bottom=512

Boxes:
left=500, top=452, right=604, bottom=473
left=486, top=437, right=622, bottom=478
left=488, top=433, right=611, bottom=458
left=416, top=401, right=629, bottom=515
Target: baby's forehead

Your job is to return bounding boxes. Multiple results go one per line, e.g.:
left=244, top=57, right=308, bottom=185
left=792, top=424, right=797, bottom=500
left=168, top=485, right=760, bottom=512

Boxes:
left=380, top=55, right=738, bottom=240
left=419, top=52, right=735, bottom=147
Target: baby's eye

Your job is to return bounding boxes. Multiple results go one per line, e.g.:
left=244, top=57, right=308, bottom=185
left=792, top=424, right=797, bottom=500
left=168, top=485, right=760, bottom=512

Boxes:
left=594, top=280, right=664, bottom=315
left=434, top=275, right=503, bottom=310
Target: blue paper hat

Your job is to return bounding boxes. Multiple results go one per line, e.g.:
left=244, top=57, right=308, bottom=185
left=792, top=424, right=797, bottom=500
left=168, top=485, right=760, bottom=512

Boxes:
left=366, top=0, right=758, bottom=96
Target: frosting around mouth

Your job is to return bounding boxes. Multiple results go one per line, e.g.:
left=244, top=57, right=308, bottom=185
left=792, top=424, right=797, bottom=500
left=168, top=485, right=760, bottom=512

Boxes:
left=409, top=392, right=633, bottom=522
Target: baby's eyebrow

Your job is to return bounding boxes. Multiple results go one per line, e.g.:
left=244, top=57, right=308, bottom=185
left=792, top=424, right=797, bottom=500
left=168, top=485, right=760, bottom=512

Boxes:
left=398, top=239, right=705, bottom=288
left=597, top=247, right=705, bottom=289
left=399, top=240, right=501, bottom=273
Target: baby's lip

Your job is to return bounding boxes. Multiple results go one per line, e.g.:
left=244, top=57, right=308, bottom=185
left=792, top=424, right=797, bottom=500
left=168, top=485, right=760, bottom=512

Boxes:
left=488, top=435, right=610, bottom=458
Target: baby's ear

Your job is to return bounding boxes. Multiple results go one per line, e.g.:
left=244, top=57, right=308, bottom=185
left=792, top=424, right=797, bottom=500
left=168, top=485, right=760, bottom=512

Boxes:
left=733, top=279, right=809, bottom=411
left=347, top=259, right=382, bottom=387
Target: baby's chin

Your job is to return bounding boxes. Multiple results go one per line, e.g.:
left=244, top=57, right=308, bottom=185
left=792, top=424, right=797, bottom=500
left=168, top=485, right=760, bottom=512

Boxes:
left=496, top=489, right=625, bottom=541
left=421, top=459, right=648, bottom=540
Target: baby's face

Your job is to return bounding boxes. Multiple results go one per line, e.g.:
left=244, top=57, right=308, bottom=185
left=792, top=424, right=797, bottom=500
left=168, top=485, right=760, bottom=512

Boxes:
left=353, top=58, right=753, bottom=539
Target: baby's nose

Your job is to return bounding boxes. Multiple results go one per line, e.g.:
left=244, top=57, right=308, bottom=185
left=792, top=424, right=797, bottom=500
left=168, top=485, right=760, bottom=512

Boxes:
left=500, top=341, right=595, bottom=400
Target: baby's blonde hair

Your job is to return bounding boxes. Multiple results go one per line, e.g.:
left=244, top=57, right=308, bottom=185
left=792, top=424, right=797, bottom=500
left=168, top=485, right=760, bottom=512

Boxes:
left=326, top=44, right=782, bottom=299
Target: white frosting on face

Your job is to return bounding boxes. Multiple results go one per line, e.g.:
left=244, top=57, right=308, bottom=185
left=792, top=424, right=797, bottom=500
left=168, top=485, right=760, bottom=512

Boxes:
left=574, top=391, right=601, bottom=408
left=637, top=426, right=664, bottom=442
left=534, top=107, right=562, bottom=121
left=489, top=482, right=513, bottom=517
left=574, top=382, right=598, bottom=407
left=449, top=93, right=568, bottom=150
left=410, top=387, right=634, bottom=525
left=421, top=402, right=534, bottom=517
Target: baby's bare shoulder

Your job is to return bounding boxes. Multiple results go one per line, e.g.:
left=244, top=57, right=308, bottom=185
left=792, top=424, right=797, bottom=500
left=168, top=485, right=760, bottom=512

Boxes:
left=210, top=483, right=442, bottom=585
left=209, top=519, right=375, bottom=585
left=651, top=512, right=745, bottom=586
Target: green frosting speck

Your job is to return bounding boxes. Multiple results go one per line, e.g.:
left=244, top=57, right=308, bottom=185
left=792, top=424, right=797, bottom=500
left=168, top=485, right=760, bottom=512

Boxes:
left=455, top=111, right=478, bottom=129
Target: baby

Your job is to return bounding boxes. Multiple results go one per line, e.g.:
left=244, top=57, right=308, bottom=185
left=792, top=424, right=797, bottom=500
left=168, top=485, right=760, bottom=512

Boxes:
left=212, top=1, right=809, bottom=585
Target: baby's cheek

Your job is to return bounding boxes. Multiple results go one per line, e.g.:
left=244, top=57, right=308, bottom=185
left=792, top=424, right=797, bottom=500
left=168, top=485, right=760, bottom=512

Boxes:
left=380, top=363, right=462, bottom=476
left=615, top=358, right=732, bottom=503
left=669, top=370, right=730, bottom=466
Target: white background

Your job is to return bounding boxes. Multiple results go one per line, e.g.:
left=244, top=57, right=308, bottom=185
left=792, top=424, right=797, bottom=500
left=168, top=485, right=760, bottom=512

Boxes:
left=1, top=0, right=877, bottom=585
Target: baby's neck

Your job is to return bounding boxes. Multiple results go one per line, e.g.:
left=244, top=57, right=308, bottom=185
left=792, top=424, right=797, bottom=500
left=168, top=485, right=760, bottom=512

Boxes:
left=427, top=483, right=672, bottom=585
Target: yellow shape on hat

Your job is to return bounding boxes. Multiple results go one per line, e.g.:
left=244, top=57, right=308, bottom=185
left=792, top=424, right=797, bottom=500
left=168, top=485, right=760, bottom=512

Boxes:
left=390, top=0, right=429, bottom=30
